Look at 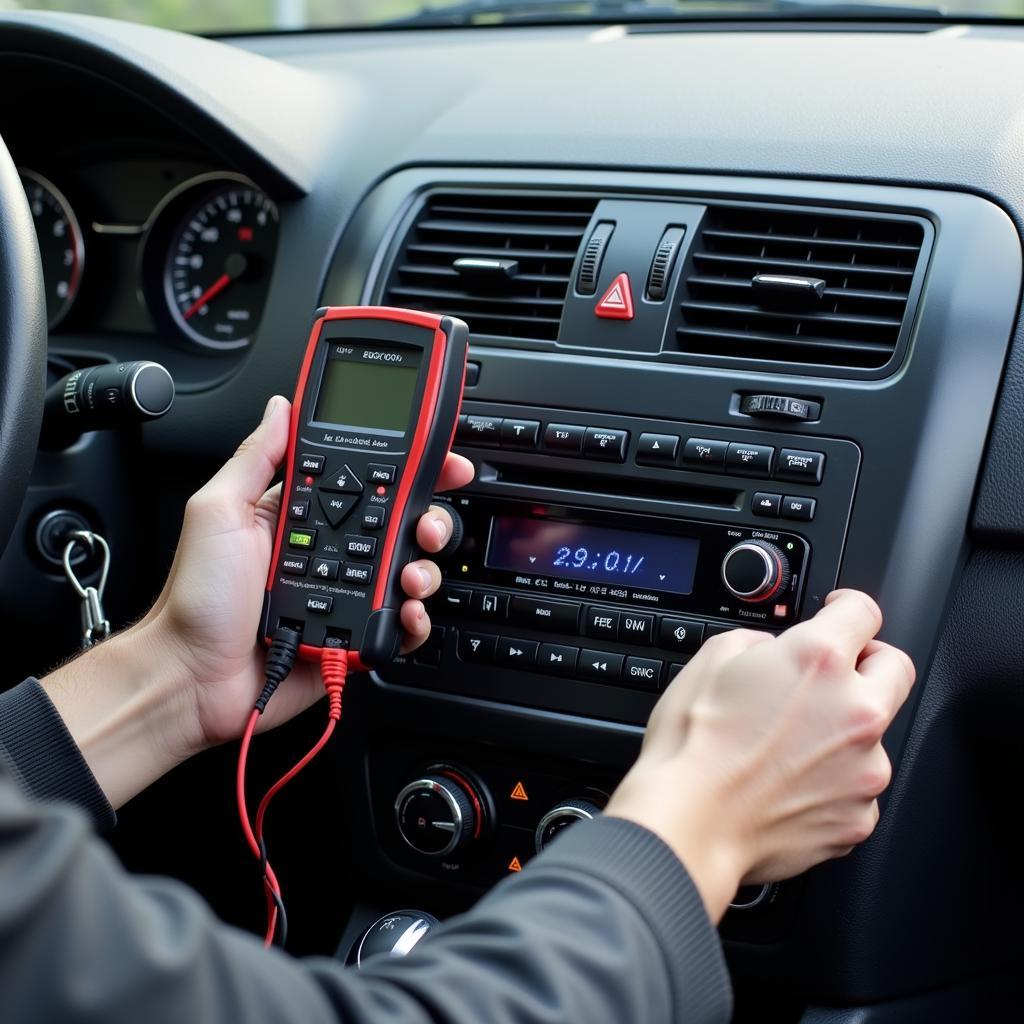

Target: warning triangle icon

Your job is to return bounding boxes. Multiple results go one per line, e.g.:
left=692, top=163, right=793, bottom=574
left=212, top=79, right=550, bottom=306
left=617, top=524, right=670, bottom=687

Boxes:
left=594, top=272, right=635, bottom=321
left=510, top=781, right=529, bottom=801
left=508, top=856, right=523, bottom=872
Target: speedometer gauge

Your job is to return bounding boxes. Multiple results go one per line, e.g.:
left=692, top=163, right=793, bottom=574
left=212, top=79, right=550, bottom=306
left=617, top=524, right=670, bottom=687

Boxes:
left=162, top=183, right=278, bottom=350
left=20, top=170, right=84, bottom=330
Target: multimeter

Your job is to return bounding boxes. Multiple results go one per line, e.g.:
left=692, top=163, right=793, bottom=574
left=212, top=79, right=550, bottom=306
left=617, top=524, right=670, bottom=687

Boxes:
left=260, top=306, right=469, bottom=668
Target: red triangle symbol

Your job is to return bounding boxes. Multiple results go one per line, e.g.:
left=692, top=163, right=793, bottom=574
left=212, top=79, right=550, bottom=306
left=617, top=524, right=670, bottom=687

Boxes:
left=594, top=273, right=634, bottom=321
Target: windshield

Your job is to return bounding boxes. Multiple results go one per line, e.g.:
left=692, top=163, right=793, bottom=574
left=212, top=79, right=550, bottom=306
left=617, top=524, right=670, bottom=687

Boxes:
left=2, top=0, right=1020, bottom=34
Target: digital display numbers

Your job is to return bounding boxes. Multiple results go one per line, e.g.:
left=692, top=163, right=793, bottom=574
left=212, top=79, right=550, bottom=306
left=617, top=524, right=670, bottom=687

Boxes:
left=486, top=516, right=700, bottom=595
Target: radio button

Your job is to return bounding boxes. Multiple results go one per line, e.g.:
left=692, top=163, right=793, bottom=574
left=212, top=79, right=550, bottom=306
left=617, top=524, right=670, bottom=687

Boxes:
left=320, top=464, right=363, bottom=495
left=458, top=631, right=497, bottom=663
left=726, top=443, right=775, bottom=477
left=624, top=657, right=663, bottom=692
left=414, top=626, right=446, bottom=667
left=281, top=554, right=308, bottom=576
left=299, top=453, right=325, bottom=475
left=578, top=650, right=625, bottom=683
left=752, top=492, right=782, bottom=517
left=344, top=535, right=378, bottom=560
left=538, top=643, right=579, bottom=676
left=669, top=663, right=687, bottom=681
left=583, top=427, right=628, bottom=462
left=472, top=590, right=509, bottom=620
left=510, top=596, right=581, bottom=632
left=501, top=419, right=541, bottom=449
left=310, top=558, right=340, bottom=581
left=362, top=506, right=387, bottom=530
left=543, top=423, right=585, bottom=455
left=342, top=562, right=374, bottom=585
left=288, top=499, right=310, bottom=521
left=317, top=492, right=359, bottom=528
left=637, top=433, right=679, bottom=464
left=459, top=415, right=503, bottom=446
left=288, top=528, right=316, bottom=550
left=497, top=637, right=539, bottom=668
left=776, top=449, right=825, bottom=484
left=306, top=594, right=333, bottom=615
left=584, top=606, right=620, bottom=639
left=367, top=464, right=397, bottom=485
left=782, top=495, right=816, bottom=521
left=682, top=438, right=728, bottom=471
left=658, top=617, right=705, bottom=654
left=705, top=624, right=737, bottom=640
left=619, top=612, right=654, bottom=645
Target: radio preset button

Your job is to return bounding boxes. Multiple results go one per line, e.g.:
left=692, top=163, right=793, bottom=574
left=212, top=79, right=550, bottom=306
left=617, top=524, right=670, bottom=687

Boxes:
left=299, top=453, right=324, bottom=475
left=344, top=535, right=378, bottom=559
left=281, top=554, right=308, bottom=576
left=584, top=606, right=620, bottom=639
left=306, top=594, right=333, bottom=615
left=682, top=438, right=728, bottom=471
left=539, top=643, right=579, bottom=676
left=497, top=637, right=539, bottom=668
left=342, top=562, right=374, bottom=585
left=414, top=626, right=445, bottom=667
left=726, top=443, right=775, bottom=477
left=510, top=596, right=581, bottom=632
left=583, top=427, right=629, bottom=462
left=782, top=495, right=816, bottom=521
left=459, top=631, right=497, bottom=663
left=367, top=464, right=397, bottom=485
left=459, top=415, right=503, bottom=446
left=317, top=492, right=359, bottom=528
left=637, top=433, right=680, bottom=464
left=624, top=656, right=663, bottom=692
left=658, top=617, right=705, bottom=654
left=472, top=590, right=509, bottom=620
left=362, top=506, right=387, bottom=530
left=752, top=492, right=782, bottom=517
left=776, top=449, right=825, bottom=484
left=288, top=528, right=316, bottom=550
left=320, top=464, right=363, bottom=494
left=543, top=423, right=586, bottom=455
left=619, top=612, right=654, bottom=646
left=310, top=558, right=340, bottom=581
left=439, top=587, right=472, bottom=611
left=501, top=419, right=541, bottom=449
left=578, top=650, right=625, bottom=683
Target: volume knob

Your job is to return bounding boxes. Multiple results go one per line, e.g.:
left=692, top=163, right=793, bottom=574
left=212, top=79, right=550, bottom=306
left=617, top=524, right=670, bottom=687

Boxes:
left=395, top=772, right=480, bottom=858
left=721, top=540, right=790, bottom=603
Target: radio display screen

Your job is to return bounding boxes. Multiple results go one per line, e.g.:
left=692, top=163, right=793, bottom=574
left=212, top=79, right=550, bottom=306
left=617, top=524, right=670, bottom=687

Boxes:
left=485, top=516, right=700, bottom=596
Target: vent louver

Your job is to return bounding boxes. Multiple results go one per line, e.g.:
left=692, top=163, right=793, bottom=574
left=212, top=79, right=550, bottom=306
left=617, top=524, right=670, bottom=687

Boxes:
left=674, top=206, right=925, bottom=371
left=381, top=191, right=597, bottom=341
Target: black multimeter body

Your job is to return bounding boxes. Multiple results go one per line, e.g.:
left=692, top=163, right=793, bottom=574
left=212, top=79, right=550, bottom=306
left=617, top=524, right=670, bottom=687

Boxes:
left=261, top=306, right=468, bottom=668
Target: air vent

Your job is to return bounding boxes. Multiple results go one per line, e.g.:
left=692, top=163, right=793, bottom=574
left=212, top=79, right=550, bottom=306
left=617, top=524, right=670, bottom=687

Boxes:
left=381, top=191, right=598, bottom=341
left=674, top=206, right=925, bottom=371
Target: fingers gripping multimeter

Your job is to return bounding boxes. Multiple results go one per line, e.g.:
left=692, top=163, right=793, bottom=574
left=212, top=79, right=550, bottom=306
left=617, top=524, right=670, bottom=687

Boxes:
left=261, top=307, right=468, bottom=668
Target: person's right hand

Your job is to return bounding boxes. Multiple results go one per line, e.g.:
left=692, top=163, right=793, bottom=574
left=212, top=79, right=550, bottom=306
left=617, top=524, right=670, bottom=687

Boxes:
left=605, top=590, right=915, bottom=923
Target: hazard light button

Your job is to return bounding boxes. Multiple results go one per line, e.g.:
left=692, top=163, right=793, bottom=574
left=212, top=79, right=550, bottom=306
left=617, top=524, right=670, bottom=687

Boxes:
left=594, top=272, right=634, bottom=321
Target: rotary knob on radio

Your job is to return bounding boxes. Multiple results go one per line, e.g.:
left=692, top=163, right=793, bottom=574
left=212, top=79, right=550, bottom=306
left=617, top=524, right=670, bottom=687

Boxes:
left=720, top=540, right=791, bottom=604
left=395, top=770, right=483, bottom=858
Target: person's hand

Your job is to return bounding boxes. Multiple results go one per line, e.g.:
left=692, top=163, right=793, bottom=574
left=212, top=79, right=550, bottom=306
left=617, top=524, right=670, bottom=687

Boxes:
left=605, top=590, right=915, bottom=922
left=144, top=394, right=474, bottom=755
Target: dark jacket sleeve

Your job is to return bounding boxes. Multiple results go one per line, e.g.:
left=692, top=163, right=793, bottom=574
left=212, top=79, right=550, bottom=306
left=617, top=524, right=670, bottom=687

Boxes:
left=0, top=748, right=732, bottom=1024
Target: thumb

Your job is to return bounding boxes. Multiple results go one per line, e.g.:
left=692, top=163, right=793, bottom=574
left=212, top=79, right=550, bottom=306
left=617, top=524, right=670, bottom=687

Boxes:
left=208, top=396, right=292, bottom=506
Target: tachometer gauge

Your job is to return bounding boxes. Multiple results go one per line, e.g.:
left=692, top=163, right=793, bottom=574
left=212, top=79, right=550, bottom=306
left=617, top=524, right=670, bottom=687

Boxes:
left=20, top=170, right=84, bottom=330
left=162, top=182, right=278, bottom=350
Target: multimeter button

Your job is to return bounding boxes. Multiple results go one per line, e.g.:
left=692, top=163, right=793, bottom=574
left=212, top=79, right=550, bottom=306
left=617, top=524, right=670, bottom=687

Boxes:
left=320, top=464, right=363, bottom=494
left=344, top=535, right=377, bottom=559
left=299, top=453, right=325, bottom=475
left=281, top=554, right=308, bottom=576
left=367, top=464, right=397, bottom=485
left=288, top=529, right=316, bottom=550
left=306, top=595, right=333, bottom=615
left=362, top=506, right=387, bottom=530
left=288, top=499, right=310, bottom=521
left=318, top=492, right=359, bottom=527
left=342, top=562, right=374, bottom=585
left=310, top=558, right=340, bottom=581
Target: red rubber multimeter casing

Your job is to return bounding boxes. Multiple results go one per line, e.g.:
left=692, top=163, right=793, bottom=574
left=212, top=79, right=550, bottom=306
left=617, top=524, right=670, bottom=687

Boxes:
left=260, top=306, right=469, bottom=669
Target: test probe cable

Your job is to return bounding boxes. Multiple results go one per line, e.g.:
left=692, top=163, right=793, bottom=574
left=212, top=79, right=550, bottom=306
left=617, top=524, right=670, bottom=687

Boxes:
left=236, top=625, right=348, bottom=948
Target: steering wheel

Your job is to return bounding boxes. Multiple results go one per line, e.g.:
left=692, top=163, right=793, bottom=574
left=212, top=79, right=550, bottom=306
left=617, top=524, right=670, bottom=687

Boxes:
left=0, top=134, right=47, bottom=558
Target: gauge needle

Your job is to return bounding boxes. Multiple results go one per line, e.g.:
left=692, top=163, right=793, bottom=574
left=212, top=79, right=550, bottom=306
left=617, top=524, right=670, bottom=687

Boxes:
left=183, top=272, right=231, bottom=320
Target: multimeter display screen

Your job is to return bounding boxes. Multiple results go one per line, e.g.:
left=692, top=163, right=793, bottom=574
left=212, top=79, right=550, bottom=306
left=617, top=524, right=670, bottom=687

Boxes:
left=312, top=342, right=421, bottom=434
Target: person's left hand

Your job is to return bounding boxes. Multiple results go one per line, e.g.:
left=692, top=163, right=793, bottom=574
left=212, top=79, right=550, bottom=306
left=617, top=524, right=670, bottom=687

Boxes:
left=143, top=394, right=474, bottom=757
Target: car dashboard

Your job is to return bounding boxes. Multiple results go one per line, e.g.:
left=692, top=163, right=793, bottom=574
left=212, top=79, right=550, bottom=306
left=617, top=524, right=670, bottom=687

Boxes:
left=1, top=11, right=1022, bottom=1021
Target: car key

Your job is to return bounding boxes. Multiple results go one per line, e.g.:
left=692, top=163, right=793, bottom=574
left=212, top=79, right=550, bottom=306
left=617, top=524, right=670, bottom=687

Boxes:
left=62, top=530, right=111, bottom=648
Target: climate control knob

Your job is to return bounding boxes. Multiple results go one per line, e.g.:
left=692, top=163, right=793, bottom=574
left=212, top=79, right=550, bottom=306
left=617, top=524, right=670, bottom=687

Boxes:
left=535, top=798, right=602, bottom=853
left=721, top=540, right=791, bottom=603
left=395, top=772, right=481, bottom=858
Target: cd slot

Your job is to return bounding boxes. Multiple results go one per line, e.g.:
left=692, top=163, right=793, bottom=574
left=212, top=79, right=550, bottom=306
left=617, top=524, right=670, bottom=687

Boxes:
left=488, top=462, right=741, bottom=509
